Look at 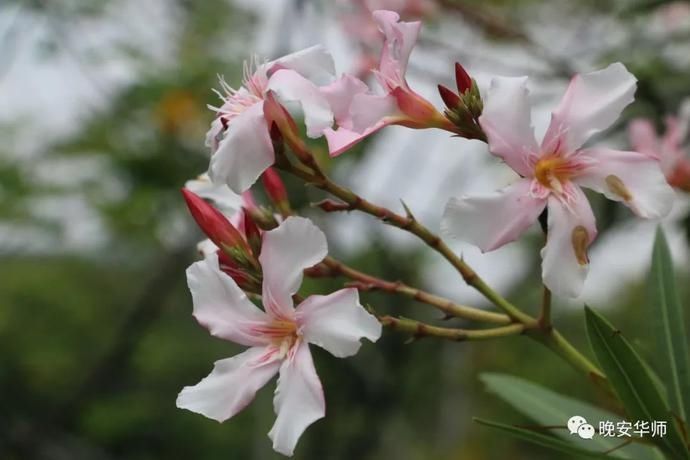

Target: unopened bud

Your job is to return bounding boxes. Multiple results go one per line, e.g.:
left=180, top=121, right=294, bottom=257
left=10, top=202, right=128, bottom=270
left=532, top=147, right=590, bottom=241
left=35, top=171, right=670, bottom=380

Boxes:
left=263, top=91, right=310, bottom=161
left=455, top=62, right=472, bottom=94
left=438, top=84, right=462, bottom=110
left=261, top=167, right=291, bottom=215
left=181, top=188, right=253, bottom=261
left=241, top=208, right=262, bottom=257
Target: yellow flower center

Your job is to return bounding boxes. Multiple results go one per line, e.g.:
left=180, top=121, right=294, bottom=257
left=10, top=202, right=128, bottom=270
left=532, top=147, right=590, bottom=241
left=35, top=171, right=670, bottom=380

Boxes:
left=534, top=155, right=573, bottom=192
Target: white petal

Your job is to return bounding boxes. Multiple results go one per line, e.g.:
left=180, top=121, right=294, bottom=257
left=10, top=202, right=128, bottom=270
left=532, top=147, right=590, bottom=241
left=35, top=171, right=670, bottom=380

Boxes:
left=259, top=217, right=328, bottom=320
left=268, top=341, right=325, bottom=456
left=177, top=346, right=280, bottom=422
left=185, top=173, right=244, bottom=214
left=575, top=148, right=675, bottom=218
left=267, top=69, right=334, bottom=138
left=187, top=253, right=271, bottom=346
left=542, top=63, right=637, bottom=152
left=541, top=186, right=597, bottom=298
left=270, top=45, right=335, bottom=85
left=478, top=76, right=539, bottom=177
left=209, top=103, right=274, bottom=194
left=441, top=179, right=546, bottom=252
left=296, top=288, right=381, bottom=358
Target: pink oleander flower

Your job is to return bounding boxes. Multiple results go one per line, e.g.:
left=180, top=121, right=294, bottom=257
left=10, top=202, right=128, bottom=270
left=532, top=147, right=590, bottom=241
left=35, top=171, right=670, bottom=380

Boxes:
left=206, top=46, right=336, bottom=193
left=323, top=10, right=454, bottom=156
left=441, top=63, right=675, bottom=298
left=177, top=217, right=382, bottom=456
left=629, top=117, right=690, bottom=191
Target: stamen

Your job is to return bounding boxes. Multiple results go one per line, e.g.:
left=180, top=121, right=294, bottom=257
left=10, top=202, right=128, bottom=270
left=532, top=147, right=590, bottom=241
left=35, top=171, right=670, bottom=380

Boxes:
left=571, top=225, right=590, bottom=266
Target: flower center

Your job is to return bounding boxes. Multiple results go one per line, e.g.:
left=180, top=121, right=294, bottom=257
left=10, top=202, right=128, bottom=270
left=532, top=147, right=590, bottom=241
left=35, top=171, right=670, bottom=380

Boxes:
left=534, top=155, right=576, bottom=193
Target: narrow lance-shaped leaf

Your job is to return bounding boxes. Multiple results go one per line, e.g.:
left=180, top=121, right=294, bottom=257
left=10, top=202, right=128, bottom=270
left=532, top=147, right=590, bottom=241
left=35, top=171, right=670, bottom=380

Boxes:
left=475, top=418, right=617, bottom=459
left=585, top=307, right=689, bottom=459
left=649, top=227, right=690, bottom=425
left=481, top=373, right=661, bottom=458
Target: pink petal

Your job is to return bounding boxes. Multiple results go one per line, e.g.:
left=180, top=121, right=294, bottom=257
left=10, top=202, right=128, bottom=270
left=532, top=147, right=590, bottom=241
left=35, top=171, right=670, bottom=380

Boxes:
left=186, top=253, right=271, bottom=347
left=628, top=118, right=660, bottom=158
left=542, top=63, right=636, bottom=153
left=259, top=217, right=328, bottom=320
left=320, top=74, right=369, bottom=128
left=372, top=10, right=421, bottom=89
left=208, top=102, right=274, bottom=194
left=176, top=346, right=280, bottom=422
left=205, top=117, right=224, bottom=153
left=268, top=341, right=325, bottom=456
left=349, top=92, right=399, bottom=133
left=575, top=147, right=675, bottom=218
left=267, top=69, right=334, bottom=138
left=296, top=288, right=381, bottom=358
left=478, top=77, right=539, bottom=177
left=323, top=124, right=387, bottom=157
left=541, top=186, right=597, bottom=298
left=270, top=45, right=336, bottom=85
left=441, top=179, right=547, bottom=252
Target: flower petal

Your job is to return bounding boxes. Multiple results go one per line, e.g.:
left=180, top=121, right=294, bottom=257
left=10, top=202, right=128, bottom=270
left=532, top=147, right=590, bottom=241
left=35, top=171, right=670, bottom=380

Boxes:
left=185, top=173, right=244, bottom=214
left=323, top=125, right=387, bottom=157
left=296, top=288, right=381, bottom=358
left=176, top=346, right=280, bottom=422
left=320, top=74, right=369, bottom=129
left=270, top=45, right=336, bottom=85
left=628, top=118, right=659, bottom=158
left=542, top=63, right=637, bottom=153
left=575, top=147, right=675, bottom=218
left=268, top=341, right=325, bottom=457
left=349, top=92, right=399, bottom=134
left=372, top=10, right=421, bottom=89
left=209, top=102, right=274, bottom=194
left=187, top=253, right=270, bottom=346
left=541, top=186, right=597, bottom=298
left=441, top=179, right=546, bottom=252
left=478, top=76, right=539, bottom=177
left=267, top=69, right=334, bottom=138
left=259, top=217, right=328, bottom=320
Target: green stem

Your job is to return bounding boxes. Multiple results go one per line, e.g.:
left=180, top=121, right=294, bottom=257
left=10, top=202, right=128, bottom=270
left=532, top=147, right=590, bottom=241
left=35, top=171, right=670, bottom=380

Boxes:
left=277, top=154, right=606, bottom=388
left=380, top=316, right=525, bottom=342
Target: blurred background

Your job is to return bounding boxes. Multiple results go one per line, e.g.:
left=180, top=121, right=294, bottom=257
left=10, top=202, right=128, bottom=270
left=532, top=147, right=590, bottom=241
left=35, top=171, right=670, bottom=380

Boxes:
left=1, top=0, right=689, bottom=458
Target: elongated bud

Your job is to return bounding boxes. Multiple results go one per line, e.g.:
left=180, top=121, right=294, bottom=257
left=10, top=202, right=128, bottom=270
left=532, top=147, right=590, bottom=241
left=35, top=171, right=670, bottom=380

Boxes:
left=261, top=168, right=291, bottom=215
left=438, top=84, right=462, bottom=110
left=263, top=91, right=310, bottom=161
left=390, top=87, right=450, bottom=130
left=455, top=62, right=472, bottom=94
left=181, top=188, right=252, bottom=258
left=241, top=208, right=262, bottom=257
left=217, top=250, right=262, bottom=293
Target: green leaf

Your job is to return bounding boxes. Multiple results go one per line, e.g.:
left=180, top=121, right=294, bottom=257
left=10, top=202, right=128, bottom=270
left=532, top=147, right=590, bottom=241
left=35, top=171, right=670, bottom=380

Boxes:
left=474, top=418, right=616, bottom=459
left=649, top=227, right=690, bottom=425
left=481, top=373, right=660, bottom=458
left=585, top=306, right=689, bottom=459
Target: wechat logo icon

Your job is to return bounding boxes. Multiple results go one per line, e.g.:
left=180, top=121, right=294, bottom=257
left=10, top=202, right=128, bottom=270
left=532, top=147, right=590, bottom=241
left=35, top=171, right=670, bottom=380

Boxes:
left=568, top=416, right=595, bottom=440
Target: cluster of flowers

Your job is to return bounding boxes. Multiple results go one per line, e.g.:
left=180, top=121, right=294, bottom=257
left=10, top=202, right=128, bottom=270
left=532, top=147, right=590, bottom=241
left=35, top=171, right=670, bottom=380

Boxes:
left=176, top=8, right=686, bottom=456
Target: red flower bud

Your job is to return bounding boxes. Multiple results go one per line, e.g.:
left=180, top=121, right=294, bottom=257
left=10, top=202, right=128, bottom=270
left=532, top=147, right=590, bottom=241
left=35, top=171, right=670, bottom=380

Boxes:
left=241, top=208, right=262, bottom=257
left=455, top=62, right=472, bottom=94
left=263, top=91, right=310, bottom=160
left=261, top=167, right=290, bottom=214
left=181, top=188, right=251, bottom=255
left=437, top=84, right=462, bottom=110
